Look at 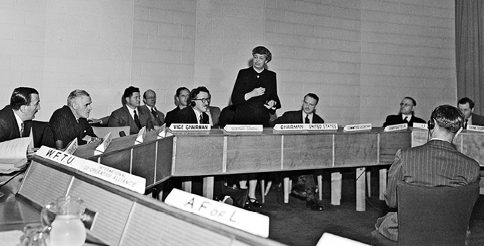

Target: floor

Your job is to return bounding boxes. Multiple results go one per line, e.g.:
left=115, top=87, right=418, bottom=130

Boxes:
left=248, top=168, right=484, bottom=246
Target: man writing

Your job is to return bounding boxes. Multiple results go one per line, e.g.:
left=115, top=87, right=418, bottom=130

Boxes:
left=49, top=89, right=98, bottom=149
left=375, top=105, right=480, bottom=241
left=108, top=86, right=154, bottom=135
left=457, top=97, right=484, bottom=128
left=382, top=97, right=426, bottom=127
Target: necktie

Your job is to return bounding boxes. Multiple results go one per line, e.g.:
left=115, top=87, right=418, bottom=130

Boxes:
left=404, top=116, right=409, bottom=123
left=465, top=119, right=468, bottom=129
left=200, top=113, right=209, bottom=124
left=151, top=107, right=158, bottom=118
left=305, top=114, right=310, bottom=124
left=20, top=122, right=24, bottom=136
left=134, top=109, right=142, bottom=129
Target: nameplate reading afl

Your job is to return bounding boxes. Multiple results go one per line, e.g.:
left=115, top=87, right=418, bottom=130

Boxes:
left=94, top=132, right=112, bottom=155
left=165, top=189, right=269, bottom=238
left=412, top=122, right=428, bottom=130
left=467, top=124, right=484, bottom=132
left=170, top=124, right=211, bottom=131
left=224, top=125, right=263, bottom=132
left=343, top=123, right=372, bottom=132
left=384, top=123, right=408, bottom=132
left=273, top=123, right=338, bottom=131
left=36, top=146, right=146, bottom=193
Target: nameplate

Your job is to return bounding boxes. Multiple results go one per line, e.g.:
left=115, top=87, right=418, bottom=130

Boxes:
left=64, top=138, right=78, bottom=155
left=343, top=123, right=372, bottom=132
left=94, top=132, right=112, bottom=155
left=273, top=123, right=338, bottom=131
left=384, top=123, right=408, bottom=132
left=170, top=124, right=211, bottom=131
left=165, top=189, right=269, bottom=238
left=224, top=125, right=263, bottom=132
left=36, top=146, right=146, bottom=193
left=412, top=122, right=428, bottom=129
left=467, top=124, right=484, bottom=132
left=135, top=126, right=146, bottom=145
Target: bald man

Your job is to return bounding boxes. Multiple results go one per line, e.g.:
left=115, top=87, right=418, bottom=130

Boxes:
left=141, top=89, right=165, bottom=127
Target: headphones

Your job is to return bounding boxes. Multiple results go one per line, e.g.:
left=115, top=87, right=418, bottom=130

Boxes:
left=188, top=86, right=210, bottom=107
left=427, top=118, right=435, bottom=130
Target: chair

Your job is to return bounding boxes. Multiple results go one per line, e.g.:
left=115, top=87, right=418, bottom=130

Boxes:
left=92, top=126, right=130, bottom=139
left=371, top=182, right=479, bottom=246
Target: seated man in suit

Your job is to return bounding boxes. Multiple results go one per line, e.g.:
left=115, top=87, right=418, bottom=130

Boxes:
left=272, top=93, right=325, bottom=210
left=375, top=105, right=480, bottom=242
left=273, top=93, right=324, bottom=125
left=0, top=87, right=41, bottom=143
left=165, top=87, right=190, bottom=127
left=49, top=89, right=98, bottom=149
left=141, top=89, right=165, bottom=128
left=382, top=97, right=426, bottom=127
left=457, top=97, right=484, bottom=127
left=108, top=86, right=154, bottom=135
left=174, top=86, right=211, bottom=124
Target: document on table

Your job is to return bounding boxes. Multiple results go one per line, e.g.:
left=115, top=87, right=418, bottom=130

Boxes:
left=0, top=137, right=32, bottom=173
left=0, top=230, right=23, bottom=246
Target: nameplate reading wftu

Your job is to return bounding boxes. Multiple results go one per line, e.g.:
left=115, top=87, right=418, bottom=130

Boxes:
left=384, top=123, right=408, bottom=132
left=273, top=123, right=338, bottom=131
left=467, top=124, right=484, bottom=132
left=343, top=123, right=372, bottom=132
left=224, top=125, right=263, bottom=132
left=35, top=146, right=146, bottom=194
left=170, top=124, right=211, bottom=131
left=165, top=189, right=269, bottom=238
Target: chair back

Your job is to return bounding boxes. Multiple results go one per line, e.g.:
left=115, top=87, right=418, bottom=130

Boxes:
left=397, top=181, right=479, bottom=246
left=92, top=126, right=130, bottom=139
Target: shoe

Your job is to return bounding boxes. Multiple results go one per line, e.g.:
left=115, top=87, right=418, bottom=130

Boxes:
left=306, top=199, right=324, bottom=211
left=247, top=197, right=262, bottom=208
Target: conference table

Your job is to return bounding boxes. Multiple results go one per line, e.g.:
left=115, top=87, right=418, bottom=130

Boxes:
left=74, top=126, right=417, bottom=211
left=74, top=126, right=484, bottom=211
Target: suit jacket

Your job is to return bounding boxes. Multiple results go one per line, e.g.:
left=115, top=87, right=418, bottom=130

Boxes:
left=0, top=105, right=32, bottom=143
left=140, top=105, right=165, bottom=126
left=470, top=113, right=484, bottom=126
left=376, top=140, right=480, bottom=241
left=382, top=114, right=426, bottom=127
left=49, top=105, right=96, bottom=147
left=272, top=110, right=324, bottom=125
left=108, top=105, right=154, bottom=135
left=165, top=107, right=180, bottom=127
left=174, top=107, right=209, bottom=124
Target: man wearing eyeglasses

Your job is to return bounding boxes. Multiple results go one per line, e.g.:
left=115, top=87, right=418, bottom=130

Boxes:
left=382, top=97, right=426, bottom=127
left=174, top=86, right=212, bottom=124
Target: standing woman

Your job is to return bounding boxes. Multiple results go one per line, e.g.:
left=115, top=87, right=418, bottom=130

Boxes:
left=230, top=46, right=281, bottom=207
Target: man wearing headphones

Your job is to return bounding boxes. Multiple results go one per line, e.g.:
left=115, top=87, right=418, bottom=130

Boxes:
left=375, top=105, right=481, bottom=242
left=174, top=86, right=211, bottom=124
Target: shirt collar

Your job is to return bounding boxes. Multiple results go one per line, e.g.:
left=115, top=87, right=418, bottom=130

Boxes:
left=13, top=110, right=23, bottom=133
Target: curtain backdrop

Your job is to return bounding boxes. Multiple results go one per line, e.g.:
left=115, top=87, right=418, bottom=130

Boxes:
left=455, top=0, right=484, bottom=114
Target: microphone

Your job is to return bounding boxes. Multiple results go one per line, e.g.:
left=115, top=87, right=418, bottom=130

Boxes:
left=119, top=131, right=126, bottom=137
